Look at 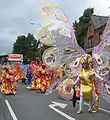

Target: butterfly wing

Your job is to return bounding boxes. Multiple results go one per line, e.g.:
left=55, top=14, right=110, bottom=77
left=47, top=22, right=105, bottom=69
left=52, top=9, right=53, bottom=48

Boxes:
left=92, top=16, right=110, bottom=103
left=39, top=3, right=85, bottom=100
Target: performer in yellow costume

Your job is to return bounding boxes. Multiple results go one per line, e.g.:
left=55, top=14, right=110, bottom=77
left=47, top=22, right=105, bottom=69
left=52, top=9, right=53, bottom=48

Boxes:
left=73, top=54, right=103, bottom=114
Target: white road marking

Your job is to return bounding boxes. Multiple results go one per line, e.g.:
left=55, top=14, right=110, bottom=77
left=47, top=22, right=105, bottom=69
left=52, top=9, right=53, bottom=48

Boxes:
left=84, top=103, right=110, bottom=114
left=5, top=100, right=18, bottom=120
left=49, top=101, right=75, bottom=120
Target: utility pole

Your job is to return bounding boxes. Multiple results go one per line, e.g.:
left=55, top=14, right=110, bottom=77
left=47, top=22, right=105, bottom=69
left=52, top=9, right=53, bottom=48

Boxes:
left=30, top=22, right=42, bottom=60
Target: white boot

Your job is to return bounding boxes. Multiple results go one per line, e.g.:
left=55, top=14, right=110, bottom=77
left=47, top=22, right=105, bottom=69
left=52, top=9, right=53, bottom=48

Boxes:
left=77, top=96, right=84, bottom=114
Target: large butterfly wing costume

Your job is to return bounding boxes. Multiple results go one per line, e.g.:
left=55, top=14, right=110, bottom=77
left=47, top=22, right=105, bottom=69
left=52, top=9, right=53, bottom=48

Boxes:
left=38, top=3, right=84, bottom=70
left=37, top=3, right=85, bottom=100
left=37, top=3, right=110, bottom=102
left=92, top=16, right=110, bottom=103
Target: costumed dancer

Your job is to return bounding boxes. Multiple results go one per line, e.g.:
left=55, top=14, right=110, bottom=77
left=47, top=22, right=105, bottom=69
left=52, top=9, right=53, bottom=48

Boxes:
left=0, top=68, right=6, bottom=92
left=45, top=67, right=52, bottom=88
left=2, top=67, right=16, bottom=95
left=27, top=64, right=38, bottom=90
left=26, top=66, right=32, bottom=86
left=36, top=64, right=47, bottom=93
left=73, top=54, right=102, bottom=113
left=0, top=67, right=2, bottom=90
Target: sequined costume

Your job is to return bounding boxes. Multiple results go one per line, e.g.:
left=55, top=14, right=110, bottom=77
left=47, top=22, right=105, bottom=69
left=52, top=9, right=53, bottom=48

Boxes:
left=1, top=67, right=16, bottom=95
left=73, top=54, right=103, bottom=113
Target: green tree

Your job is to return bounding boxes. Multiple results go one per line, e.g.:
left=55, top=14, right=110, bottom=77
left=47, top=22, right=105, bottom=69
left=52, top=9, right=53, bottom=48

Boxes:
left=13, top=33, right=40, bottom=64
left=73, top=8, right=94, bottom=48
left=36, top=45, right=49, bottom=60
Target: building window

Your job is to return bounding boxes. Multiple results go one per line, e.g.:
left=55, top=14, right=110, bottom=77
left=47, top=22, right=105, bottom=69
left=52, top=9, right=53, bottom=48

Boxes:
left=89, top=23, right=92, bottom=32
left=88, top=36, right=93, bottom=48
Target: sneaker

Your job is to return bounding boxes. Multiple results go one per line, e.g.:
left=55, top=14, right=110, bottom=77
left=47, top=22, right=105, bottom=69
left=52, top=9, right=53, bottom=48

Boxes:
left=77, top=110, right=83, bottom=114
left=88, top=109, right=97, bottom=113
left=13, top=91, right=16, bottom=95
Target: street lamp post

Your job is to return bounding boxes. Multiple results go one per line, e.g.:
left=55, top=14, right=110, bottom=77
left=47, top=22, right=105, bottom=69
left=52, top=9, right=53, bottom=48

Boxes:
left=30, top=22, right=42, bottom=60
left=30, top=22, right=41, bottom=27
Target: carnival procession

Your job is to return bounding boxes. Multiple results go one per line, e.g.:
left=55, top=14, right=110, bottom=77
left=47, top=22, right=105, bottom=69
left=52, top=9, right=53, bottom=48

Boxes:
left=0, top=58, right=65, bottom=94
left=0, top=1, right=110, bottom=120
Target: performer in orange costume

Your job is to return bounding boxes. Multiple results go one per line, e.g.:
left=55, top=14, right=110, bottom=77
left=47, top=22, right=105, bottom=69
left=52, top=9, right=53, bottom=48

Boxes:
left=37, top=64, right=48, bottom=93
left=2, top=67, right=16, bottom=95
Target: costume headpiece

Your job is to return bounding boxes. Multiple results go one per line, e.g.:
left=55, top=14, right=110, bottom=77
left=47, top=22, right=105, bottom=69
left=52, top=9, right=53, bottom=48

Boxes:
left=80, top=54, right=92, bottom=64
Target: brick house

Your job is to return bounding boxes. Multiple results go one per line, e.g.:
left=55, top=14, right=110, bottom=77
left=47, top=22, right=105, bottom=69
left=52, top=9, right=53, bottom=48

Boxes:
left=84, top=15, right=108, bottom=54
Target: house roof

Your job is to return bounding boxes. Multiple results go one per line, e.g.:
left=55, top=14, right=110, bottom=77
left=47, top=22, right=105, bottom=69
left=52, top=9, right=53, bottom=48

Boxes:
left=91, top=15, right=109, bottom=30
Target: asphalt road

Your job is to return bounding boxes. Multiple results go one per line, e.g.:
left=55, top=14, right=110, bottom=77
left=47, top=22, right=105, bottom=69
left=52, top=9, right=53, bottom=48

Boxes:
left=0, top=83, right=110, bottom=120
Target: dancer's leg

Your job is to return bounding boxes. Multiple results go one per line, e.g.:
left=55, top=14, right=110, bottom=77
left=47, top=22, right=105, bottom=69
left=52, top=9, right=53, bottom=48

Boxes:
left=77, top=86, right=84, bottom=114
left=88, top=90, right=96, bottom=112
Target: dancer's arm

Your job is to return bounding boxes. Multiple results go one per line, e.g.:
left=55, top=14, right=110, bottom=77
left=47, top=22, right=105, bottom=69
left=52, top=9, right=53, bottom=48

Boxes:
left=95, top=73, right=103, bottom=81
left=74, top=76, right=80, bottom=85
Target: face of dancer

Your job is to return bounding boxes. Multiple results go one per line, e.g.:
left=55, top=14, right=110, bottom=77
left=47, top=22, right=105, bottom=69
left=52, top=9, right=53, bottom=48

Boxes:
left=82, top=62, right=89, bottom=69
left=42, top=66, right=46, bottom=69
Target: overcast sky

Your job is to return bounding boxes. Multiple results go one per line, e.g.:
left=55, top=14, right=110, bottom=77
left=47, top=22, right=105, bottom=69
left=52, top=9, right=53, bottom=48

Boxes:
left=0, top=0, right=110, bottom=53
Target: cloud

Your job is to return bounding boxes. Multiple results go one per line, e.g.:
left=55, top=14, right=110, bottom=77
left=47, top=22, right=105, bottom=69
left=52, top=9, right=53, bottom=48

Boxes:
left=0, top=0, right=110, bottom=53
